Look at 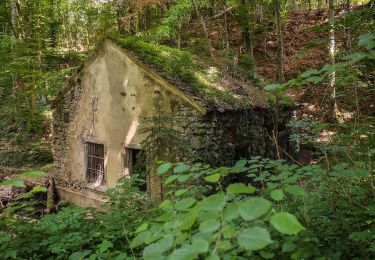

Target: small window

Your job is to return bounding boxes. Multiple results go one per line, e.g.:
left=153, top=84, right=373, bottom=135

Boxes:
left=123, top=148, right=147, bottom=191
left=86, top=142, right=105, bottom=186
left=234, top=144, right=251, bottom=161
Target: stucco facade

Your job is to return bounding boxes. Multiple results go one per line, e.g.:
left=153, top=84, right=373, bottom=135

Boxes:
left=52, top=40, right=275, bottom=207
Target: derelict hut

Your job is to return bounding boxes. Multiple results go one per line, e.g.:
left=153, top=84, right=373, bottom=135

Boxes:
left=52, top=37, right=273, bottom=207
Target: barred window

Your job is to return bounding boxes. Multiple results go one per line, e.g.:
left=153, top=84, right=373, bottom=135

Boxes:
left=86, top=142, right=105, bottom=186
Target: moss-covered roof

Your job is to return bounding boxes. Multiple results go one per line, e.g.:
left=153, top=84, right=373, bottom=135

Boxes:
left=111, top=36, right=268, bottom=110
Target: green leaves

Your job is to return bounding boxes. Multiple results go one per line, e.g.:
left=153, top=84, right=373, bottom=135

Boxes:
left=270, top=189, right=284, bottom=201
left=157, top=163, right=172, bottom=174
left=238, top=198, right=271, bottom=221
left=285, top=185, right=305, bottom=198
left=174, top=198, right=196, bottom=211
left=238, top=227, right=272, bottom=251
left=143, top=235, right=174, bottom=259
left=226, top=183, right=255, bottom=196
left=202, top=194, right=226, bottom=212
left=199, top=218, right=220, bottom=233
left=173, top=164, right=190, bottom=173
left=204, top=173, right=221, bottom=183
left=270, top=212, right=305, bottom=235
left=136, top=223, right=149, bottom=234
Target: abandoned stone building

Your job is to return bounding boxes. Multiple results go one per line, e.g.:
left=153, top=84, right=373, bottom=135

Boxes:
left=52, top=38, right=281, bottom=207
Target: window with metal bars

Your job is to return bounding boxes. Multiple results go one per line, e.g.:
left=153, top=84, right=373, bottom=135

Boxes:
left=86, top=142, right=105, bottom=186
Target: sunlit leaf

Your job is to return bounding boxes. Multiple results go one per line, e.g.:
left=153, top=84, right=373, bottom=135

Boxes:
left=204, top=173, right=221, bottom=183
left=270, top=212, right=305, bottom=235
left=238, top=197, right=271, bottom=221
left=157, top=163, right=172, bottom=175
left=238, top=227, right=272, bottom=251
left=226, top=183, right=255, bottom=196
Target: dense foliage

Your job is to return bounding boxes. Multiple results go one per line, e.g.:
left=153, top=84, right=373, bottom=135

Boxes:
left=1, top=153, right=374, bottom=258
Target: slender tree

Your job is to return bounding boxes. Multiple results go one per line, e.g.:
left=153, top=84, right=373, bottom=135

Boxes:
left=274, top=0, right=285, bottom=82
left=328, top=0, right=337, bottom=121
left=192, top=0, right=217, bottom=64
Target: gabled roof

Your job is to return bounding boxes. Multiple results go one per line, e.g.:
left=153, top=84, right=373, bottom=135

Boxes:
left=53, top=36, right=269, bottom=111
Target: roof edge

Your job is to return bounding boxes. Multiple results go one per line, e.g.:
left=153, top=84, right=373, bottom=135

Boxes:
left=106, top=40, right=207, bottom=114
left=52, top=39, right=207, bottom=114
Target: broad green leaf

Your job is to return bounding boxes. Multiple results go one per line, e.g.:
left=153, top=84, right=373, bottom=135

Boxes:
left=191, top=239, right=209, bottom=253
left=155, top=211, right=174, bottom=222
left=165, top=175, right=178, bottom=184
left=270, top=189, right=284, bottom=201
left=167, top=247, right=198, bottom=260
left=204, top=173, right=221, bottom=183
left=202, top=193, right=226, bottom=212
left=285, top=185, right=305, bottom=198
left=131, top=231, right=150, bottom=247
left=199, top=218, right=220, bottom=233
left=135, top=223, right=149, bottom=234
left=282, top=241, right=297, bottom=252
left=206, top=255, right=220, bottom=260
left=157, top=163, right=172, bottom=175
left=0, top=178, right=25, bottom=187
left=174, top=164, right=190, bottom=173
left=159, top=200, right=171, bottom=209
left=175, top=189, right=188, bottom=197
left=98, top=240, right=113, bottom=253
left=180, top=212, right=198, bottom=230
left=177, top=175, right=190, bottom=183
left=217, top=240, right=232, bottom=251
left=226, top=183, right=255, bottom=196
left=270, top=212, right=305, bottom=235
left=235, top=160, right=247, bottom=167
left=238, top=197, right=271, bottom=221
left=238, top=227, right=272, bottom=251
left=174, top=198, right=196, bottom=211
left=20, top=170, right=47, bottom=178
left=260, top=251, right=275, bottom=259
left=143, top=235, right=174, bottom=259
left=69, top=250, right=92, bottom=260
left=223, top=203, right=239, bottom=221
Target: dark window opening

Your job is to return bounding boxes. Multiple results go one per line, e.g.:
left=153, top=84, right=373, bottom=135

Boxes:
left=234, top=144, right=251, bottom=161
left=86, top=142, right=105, bottom=186
left=124, top=148, right=147, bottom=192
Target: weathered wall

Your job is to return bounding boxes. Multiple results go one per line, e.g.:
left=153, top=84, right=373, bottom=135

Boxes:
left=52, top=41, right=201, bottom=204
left=173, top=104, right=273, bottom=167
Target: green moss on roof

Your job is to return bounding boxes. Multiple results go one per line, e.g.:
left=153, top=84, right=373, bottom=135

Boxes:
left=112, top=36, right=268, bottom=110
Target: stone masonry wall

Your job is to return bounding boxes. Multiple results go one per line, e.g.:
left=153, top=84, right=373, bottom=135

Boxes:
left=174, top=103, right=274, bottom=167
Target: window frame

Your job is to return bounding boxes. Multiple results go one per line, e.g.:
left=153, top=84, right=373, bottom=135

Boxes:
left=85, top=140, right=107, bottom=186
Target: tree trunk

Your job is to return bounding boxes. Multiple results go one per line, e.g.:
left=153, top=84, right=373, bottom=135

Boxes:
left=241, top=0, right=254, bottom=60
left=274, top=0, right=285, bottom=82
left=223, top=4, right=229, bottom=49
left=328, top=0, right=338, bottom=121
left=177, top=22, right=182, bottom=50
left=192, top=0, right=217, bottom=65
left=11, top=0, right=22, bottom=117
